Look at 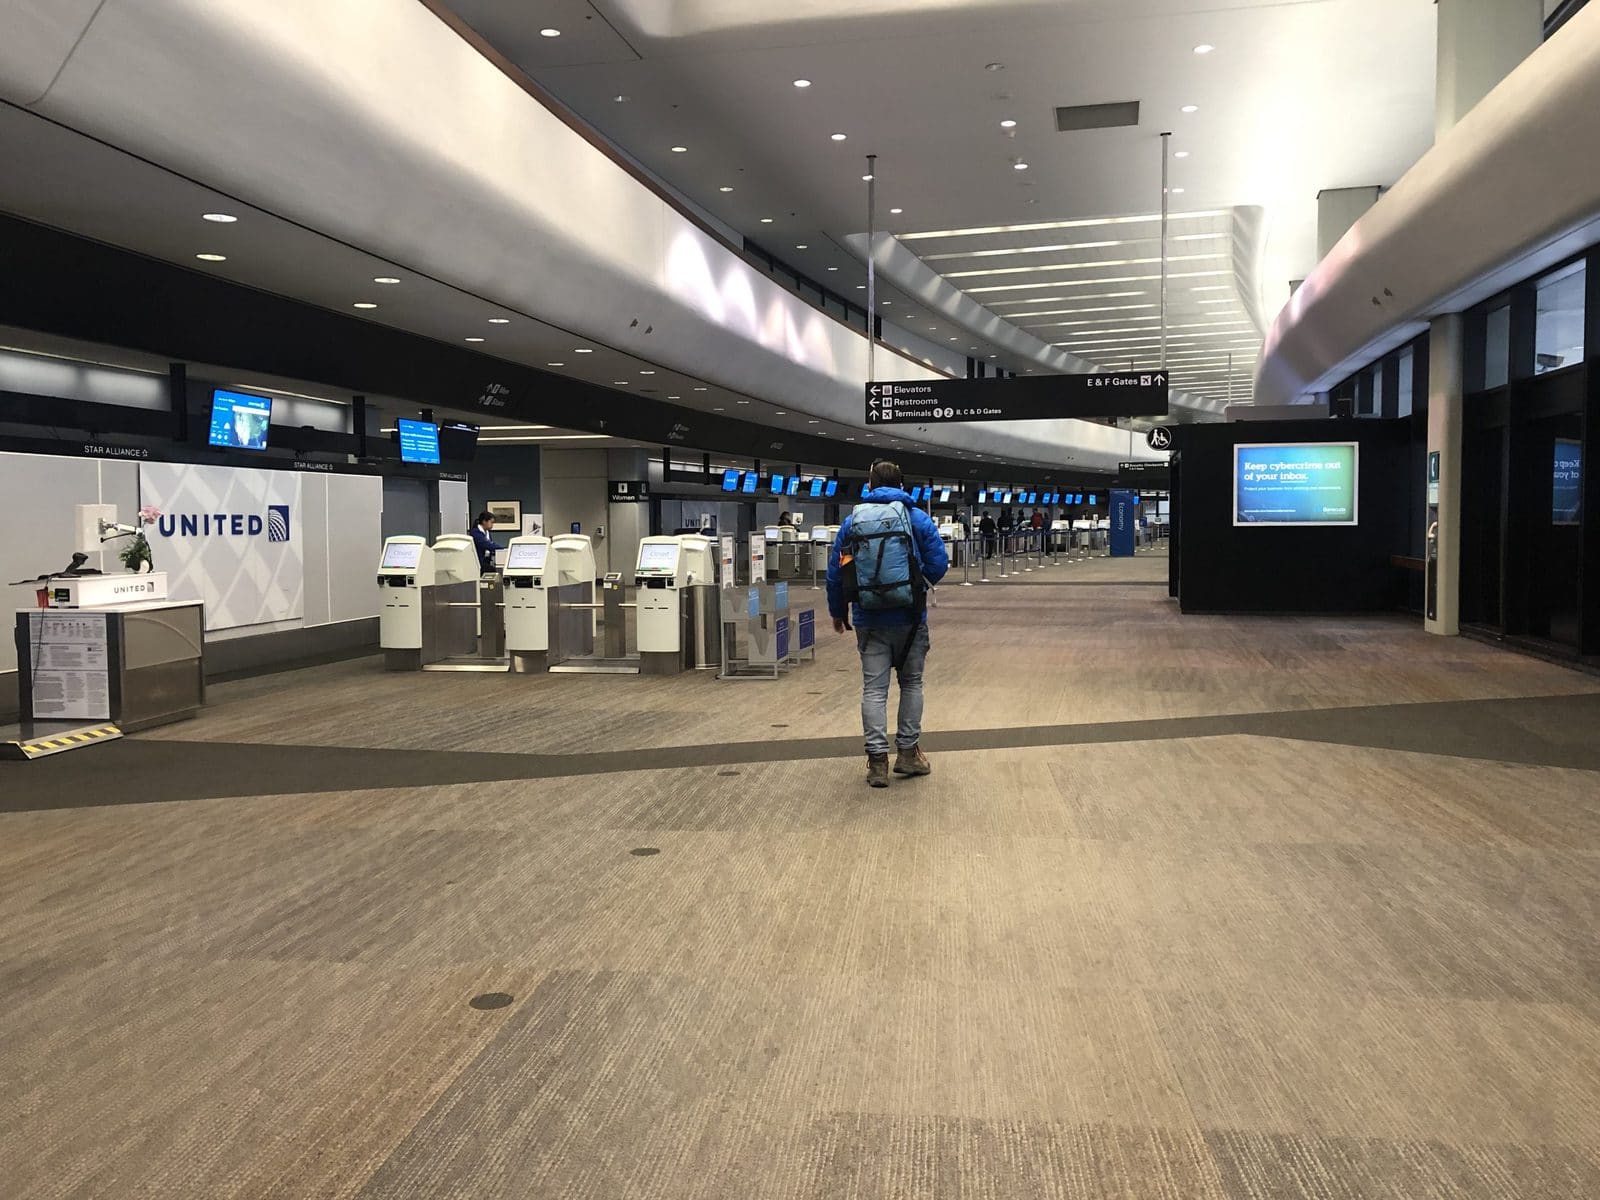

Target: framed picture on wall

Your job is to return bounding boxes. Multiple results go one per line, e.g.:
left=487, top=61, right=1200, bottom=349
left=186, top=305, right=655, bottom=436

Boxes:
left=487, top=500, right=521, bottom=528
left=522, top=512, right=544, bottom=536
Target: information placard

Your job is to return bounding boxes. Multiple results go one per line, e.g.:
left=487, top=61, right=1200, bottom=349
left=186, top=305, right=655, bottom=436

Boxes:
left=27, top=611, right=110, bottom=720
left=1233, top=442, right=1358, bottom=526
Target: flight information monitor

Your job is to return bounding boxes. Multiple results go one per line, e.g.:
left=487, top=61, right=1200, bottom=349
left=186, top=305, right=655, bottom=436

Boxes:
left=939, top=488, right=952, bottom=503
left=977, top=491, right=988, bottom=504
left=1234, top=442, right=1358, bottom=526
left=397, top=419, right=441, bottom=464
left=721, top=469, right=741, bottom=492
left=380, top=541, right=423, bottom=570
left=770, top=474, right=785, bottom=494
left=209, top=389, right=272, bottom=450
left=787, top=477, right=801, bottom=496
left=637, top=542, right=680, bottom=574
left=809, top=477, right=824, bottom=498
left=741, top=472, right=759, bottom=494
left=824, top=479, right=838, bottom=497
left=506, top=542, right=548, bottom=571
left=910, top=487, right=923, bottom=502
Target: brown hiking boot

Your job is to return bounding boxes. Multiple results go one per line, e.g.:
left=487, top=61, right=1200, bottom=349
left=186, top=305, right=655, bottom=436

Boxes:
left=893, top=745, right=931, bottom=777
left=866, top=753, right=890, bottom=788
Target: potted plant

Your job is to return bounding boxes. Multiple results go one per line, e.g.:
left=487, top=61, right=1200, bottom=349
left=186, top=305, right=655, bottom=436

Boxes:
left=112, top=506, right=162, bottom=573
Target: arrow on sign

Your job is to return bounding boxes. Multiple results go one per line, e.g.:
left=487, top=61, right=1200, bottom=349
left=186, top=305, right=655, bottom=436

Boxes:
left=868, top=385, right=882, bottom=397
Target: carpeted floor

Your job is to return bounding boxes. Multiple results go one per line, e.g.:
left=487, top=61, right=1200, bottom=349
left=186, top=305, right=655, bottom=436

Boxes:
left=3, top=564, right=1599, bottom=1198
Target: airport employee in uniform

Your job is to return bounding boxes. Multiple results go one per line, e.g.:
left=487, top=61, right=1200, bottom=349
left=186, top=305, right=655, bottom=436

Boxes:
left=827, top=460, right=949, bottom=789
left=471, top=511, right=499, bottom=574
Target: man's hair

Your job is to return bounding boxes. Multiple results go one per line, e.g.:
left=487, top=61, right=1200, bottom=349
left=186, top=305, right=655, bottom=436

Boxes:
left=476, top=511, right=495, bottom=525
left=868, top=459, right=904, bottom=491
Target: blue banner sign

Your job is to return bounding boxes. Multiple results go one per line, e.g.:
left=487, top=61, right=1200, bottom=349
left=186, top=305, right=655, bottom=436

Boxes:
left=1234, top=442, right=1358, bottom=526
left=775, top=616, right=790, bottom=661
left=797, top=609, right=815, bottom=650
left=1109, top=490, right=1138, bottom=557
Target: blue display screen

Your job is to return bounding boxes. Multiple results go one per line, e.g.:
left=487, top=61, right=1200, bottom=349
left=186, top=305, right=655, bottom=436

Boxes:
left=977, top=491, right=988, bottom=503
left=1554, top=439, right=1582, bottom=524
left=910, top=487, right=922, bottom=502
left=1089, top=495, right=1098, bottom=506
left=787, top=477, right=801, bottom=496
left=742, top=472, right=759, bottom=494
left=770, top=474, right=785, bottom=494
left=722, top=469, right=741, bottom=492
left=208, top=389, right=272, bottom=450
left=809, top=478, right=824, bottom=498
left=824, top=480, right=838, bottom=497
left=1234, top=442, right=1358, bottom=525
left=397, top=419, right=441, bottom=464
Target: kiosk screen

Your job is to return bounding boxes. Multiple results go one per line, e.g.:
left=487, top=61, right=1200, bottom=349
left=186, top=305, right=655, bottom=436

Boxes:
left=637, top=543, right=680, bottom=574
left=506, top=542, right=548, bottom=570
left=381, top=542, right=423, bottom=570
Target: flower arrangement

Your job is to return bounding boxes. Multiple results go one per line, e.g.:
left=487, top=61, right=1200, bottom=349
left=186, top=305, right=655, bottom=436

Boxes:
left=115, top=506, right=162, bottom=573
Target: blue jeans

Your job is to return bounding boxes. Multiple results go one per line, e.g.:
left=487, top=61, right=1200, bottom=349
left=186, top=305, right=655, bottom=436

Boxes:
left=856, top=624, right=930, bottom=756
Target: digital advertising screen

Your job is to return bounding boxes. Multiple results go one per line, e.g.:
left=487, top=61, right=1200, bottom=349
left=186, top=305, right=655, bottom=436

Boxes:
left=721, top=469, right=741, bottom=492
left=1554, top=438, right=1582, bottom=525
left=506, top=541, right=548, bottom=571
left=397, top=419, right=441, bottom=464
left=741, top=472, right=759, bottom=494
left=208, top=389, right=272, bottom=451
left=824, top=480, right=838, bottom=497
left=637, top=542, right=680, bottom=573
left=809, top=477, right=824, bottom=498
left=1234, top=442, right=1359, bottom=526
left=380, top=541, right=422, bottom=570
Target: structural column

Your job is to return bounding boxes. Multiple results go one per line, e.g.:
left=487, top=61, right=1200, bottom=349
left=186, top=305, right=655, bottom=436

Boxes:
left=1435, top=0, right=1543, bottom=139
left=1426, top=314, right=1465, bottom=636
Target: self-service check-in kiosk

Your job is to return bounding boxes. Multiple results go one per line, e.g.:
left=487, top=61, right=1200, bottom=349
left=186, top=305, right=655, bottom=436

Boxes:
left=378, top=536, right=431, bottom=670
left=503, top=535, right=551, bottom=672
left=378, top=534, right=487, bottom=670
left=546, top=533, right=600, bottom=669
left=635, top=535, right=718, bottom=674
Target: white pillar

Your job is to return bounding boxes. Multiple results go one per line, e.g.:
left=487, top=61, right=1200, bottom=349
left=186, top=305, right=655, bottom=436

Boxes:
left=1426, top=314, right=1464, bottom=636
left=1435, top=0, right=1543, bottom=139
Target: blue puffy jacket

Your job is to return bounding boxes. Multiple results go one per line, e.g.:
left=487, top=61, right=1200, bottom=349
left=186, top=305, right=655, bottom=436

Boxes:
left=827, top=488, right=950, bottom=627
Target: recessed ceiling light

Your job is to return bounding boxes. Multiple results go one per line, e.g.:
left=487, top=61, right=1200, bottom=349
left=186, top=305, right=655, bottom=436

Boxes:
left=1181, top=104, right=1199, bottom=113
left=890, top=207, right=903, bottom=214
left=1013, top=162, right=1029, bottom=171
left=712, top=405, right=724, bottom=410
left=1174, top=150, right=1190, bottom=159
left=862, top=173, right=874, bottom=181
left=373, top=276, right=400, bottom=284
left=948, top=337, right=958, bottom=341
left=465, top=337, right=485, bottom=343
left=670, top=145, right=688, bottom=153
left=614, top=380, right=629, bottom=385
left=1193, top=43, right=1215, bottom=55
left=669, top=394, right=681, bottom=399
left=1000, top=119, right=1017, bottom=129
left=735, top=398, right=748, bottom=403
left=882, top=300, right=892, bottom=305
left=796, top=244, right=808, bottom=249
left=929, top=326, right=937, bottom=330
left=540, top=27, right=560, bottom=37
left=775, top=411, right=786, bottom=416
left=575, top=347, right=594, bottom=353
left=827, top=266, right=839, bottom=271
left=487, top=317, right=510, bottom=324
left=793, top=78, right=812, bottom=88
left=353, top=302, right=378, bottom=309
left=614, top=94, right=629, bottom=103
left=1171, top=187, right=1186, bottom=194
left=202, top=213, right=237, bottom=223
left=808, top=418, right=820, bottom=423
left=639, top=369, right=655, bottom=374
left=760, top=217, right=774, bottom=223
left=856, top=284, right=866, bottom=289
left=695, top=387, right=710, bottom=392
left=547, top=361, right=565, bottom=367
left=830, top=132, right=847, bottom=141
left=985, top=62, right=1004, bottom=71
left=195, top=253, right=227, bottom=262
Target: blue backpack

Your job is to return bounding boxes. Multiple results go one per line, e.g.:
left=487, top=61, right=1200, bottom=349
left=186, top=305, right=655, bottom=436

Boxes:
left=844, top=501, right=926, bottom=612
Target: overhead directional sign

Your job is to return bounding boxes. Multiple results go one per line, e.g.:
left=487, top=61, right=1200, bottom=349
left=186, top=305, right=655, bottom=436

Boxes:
left=864, top=371, right=1168, bottom=425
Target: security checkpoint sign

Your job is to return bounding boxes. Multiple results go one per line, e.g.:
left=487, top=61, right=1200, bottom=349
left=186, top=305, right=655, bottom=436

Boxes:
left=864, top=371, right=1168, bottom=425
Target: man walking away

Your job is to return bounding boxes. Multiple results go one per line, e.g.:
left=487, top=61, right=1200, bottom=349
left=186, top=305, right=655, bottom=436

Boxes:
left=978, top=510, right=998, bottom=559
left=828, top=460, right=950, bottom=788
